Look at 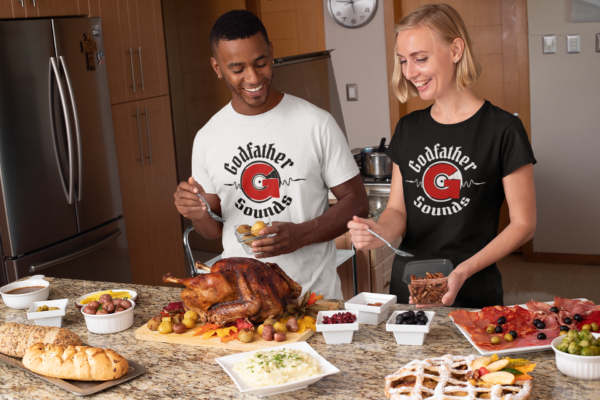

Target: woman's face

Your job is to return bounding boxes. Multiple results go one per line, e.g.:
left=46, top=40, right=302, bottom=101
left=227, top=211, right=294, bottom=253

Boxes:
left=397, top=25, right=458, bottom=101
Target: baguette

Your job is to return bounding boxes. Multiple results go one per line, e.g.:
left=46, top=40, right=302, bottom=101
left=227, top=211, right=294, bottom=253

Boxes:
left=23, top=343, right=129, bottom=381
left=0, top=322, right=83, bottom=358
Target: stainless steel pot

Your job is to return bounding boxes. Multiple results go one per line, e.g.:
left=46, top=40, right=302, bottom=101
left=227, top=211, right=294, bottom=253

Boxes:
left=360, top=138, right=392, bottom=178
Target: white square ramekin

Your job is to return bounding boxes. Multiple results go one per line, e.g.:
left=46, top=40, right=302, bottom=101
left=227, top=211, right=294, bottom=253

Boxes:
left=344, top=293, right=397, bottom=325
left=386, top=310, right=435, bottom=345
left=27, top=299, right=69, bottom=327
left=316, top=310, right=359, bottom=344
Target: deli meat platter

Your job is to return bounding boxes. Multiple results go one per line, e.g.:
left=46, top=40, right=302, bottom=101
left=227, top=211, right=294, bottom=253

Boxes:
left=450, top=298, right=592, bottom=356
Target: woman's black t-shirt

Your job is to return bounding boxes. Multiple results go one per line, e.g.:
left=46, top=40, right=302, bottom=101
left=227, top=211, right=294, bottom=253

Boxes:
left=386, top=100, right=536, bottom=308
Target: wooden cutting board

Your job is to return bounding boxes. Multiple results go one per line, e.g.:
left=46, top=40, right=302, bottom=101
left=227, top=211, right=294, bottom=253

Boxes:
left=135, top=301, right=339, bottom=351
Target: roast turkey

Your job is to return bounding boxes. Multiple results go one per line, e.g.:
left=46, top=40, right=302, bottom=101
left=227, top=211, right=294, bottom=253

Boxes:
left=163, top=257, right=302, bottom=325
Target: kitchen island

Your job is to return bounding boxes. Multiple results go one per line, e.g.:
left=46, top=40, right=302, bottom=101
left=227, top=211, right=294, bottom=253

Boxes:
left=0, top=277, right=596, bottom=399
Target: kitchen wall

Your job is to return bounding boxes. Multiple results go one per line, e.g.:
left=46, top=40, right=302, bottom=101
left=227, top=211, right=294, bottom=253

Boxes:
left=527, top=0, right=600, bottom=254
left=321, top=1, right=392, bottom=149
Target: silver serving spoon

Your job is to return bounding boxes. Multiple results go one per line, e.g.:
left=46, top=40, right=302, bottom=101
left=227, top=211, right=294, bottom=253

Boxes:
left=367, top=229, right=413, bottom=257
left=196, top=192, right=225, bottom=223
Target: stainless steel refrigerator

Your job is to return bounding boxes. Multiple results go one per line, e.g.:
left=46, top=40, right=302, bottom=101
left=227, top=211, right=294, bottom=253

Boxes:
left=0, top=18, right=132, bottom=285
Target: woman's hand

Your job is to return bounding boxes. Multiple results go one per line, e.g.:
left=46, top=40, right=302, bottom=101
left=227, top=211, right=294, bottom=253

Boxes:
left=409, top=267, right=468, bottom=308
left=347, top=216, right=387, bottom=251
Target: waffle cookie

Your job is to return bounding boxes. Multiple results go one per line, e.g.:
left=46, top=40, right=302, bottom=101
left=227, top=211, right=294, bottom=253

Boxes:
left=385, top=354, right=532, bottom=400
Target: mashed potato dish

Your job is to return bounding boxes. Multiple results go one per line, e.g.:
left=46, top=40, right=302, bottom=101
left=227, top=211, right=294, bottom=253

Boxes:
left=233, top=348, right=322, bottom=388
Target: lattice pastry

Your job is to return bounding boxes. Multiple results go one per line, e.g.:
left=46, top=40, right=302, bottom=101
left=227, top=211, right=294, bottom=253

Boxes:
left=385, top=354, right=532, bottom=400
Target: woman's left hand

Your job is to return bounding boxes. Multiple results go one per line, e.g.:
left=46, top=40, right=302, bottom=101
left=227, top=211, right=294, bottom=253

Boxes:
left=409, top=267, right=468, bottom=308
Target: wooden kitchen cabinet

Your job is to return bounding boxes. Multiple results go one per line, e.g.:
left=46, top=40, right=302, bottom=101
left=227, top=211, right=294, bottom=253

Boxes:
left=0, top=0, right=88, bottom=19
left=111, top=95, right=186, bottom=286
left=336, top=231, right=401, bottom=300
left=96, top=0, right=169, bottom=105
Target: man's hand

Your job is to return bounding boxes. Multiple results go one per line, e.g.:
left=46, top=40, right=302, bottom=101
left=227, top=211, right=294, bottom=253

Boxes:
left=251, top=222, right=310, bottom=259
left=347, top=216, right=387, bottom=251
left=174, top=177, right=208, bottom=221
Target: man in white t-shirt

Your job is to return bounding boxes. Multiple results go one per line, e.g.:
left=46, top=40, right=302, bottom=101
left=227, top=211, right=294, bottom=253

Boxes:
left=173, top=10, right=368, bottom=299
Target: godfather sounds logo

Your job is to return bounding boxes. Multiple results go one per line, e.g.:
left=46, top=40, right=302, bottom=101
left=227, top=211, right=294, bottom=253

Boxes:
left=224, top=142, right=305, bottom=218
left=404, top=144, right=484, bottom=216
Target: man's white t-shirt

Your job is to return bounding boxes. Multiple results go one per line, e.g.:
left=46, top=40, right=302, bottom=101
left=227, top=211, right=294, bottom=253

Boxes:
left=192, top=94, right=359, bottom=299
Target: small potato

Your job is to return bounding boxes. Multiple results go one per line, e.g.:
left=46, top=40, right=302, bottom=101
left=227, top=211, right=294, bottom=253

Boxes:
left=286, top=317, right=299, bottom=332
left=257, top=324, right=265, bottom=336
left=251, top=221, right=267, bottom=237
left=172, top=323, right=187, bottom=334
left=115, top=307, right=126, bottom=313
left=97, top=309, right=109, bottom=315
left=120, top=300, right=132, bottom=310
left=83, top=306, right=97, bottom=315
left=98, top=294, right=113, bottom=304
left=88, top=301, right=100, bottom=309
left=103, top=302, right=116, bottom=313
left=274, top=332, right=286, bottom=342
left=158, top=321, right=173, bottom=334
left=262, top=325, right=275, bottom=341
left=147, top=318, right=160, bottom=331
left=184, top=310, right=198, bottom=323
left=264, top=318, right=277, bottom=326
left=273, top=322, right=287, bottom=333
left=236, top=224, right=252, bottom=234
left=172, top=315, right=182, bottom=325
left=182, top=318, right=195, bottom=329
left=239, top=328, right=255, bottom=343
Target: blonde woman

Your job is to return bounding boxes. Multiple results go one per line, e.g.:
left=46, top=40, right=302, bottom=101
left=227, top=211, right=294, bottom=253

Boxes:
left=348, top=4, right=536, bottom=308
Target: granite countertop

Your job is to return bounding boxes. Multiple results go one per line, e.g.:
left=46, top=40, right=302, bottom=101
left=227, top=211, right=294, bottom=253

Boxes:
left=0, top=277, right=596, bottom=399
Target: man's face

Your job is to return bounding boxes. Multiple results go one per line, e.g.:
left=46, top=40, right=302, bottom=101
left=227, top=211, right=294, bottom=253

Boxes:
left=211, top=33, right=274, bottom=114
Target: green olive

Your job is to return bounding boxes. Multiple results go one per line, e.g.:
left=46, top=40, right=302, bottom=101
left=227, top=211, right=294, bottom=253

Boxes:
left=582, top=324, right=592, bottom=331
left=559, top=330, right=568, bottom=336
left=158, top=321, right=173, bottom=334
left=504, top=333, right=514, bottom=342
left=48, top=307, right=59, bottom=311
left=491, top=336, right=501, bottom=345
left=591, top=322, right=599, bottom=332
left=238, top=328, right=255, bottom=343
left=264, top=318, right=277, bottom=326
left=486, top=325, right=495, bottom=334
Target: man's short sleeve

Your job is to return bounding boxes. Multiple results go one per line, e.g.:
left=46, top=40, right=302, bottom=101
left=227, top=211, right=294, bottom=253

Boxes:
left=191, top=135, right=217, bottom=194
left=320, top=116, right=359, bottom=188
left=501, top=119, right=537, bottom=177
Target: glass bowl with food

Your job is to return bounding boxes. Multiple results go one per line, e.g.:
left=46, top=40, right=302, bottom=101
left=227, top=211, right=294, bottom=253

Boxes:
left=234, top=217, right=273, bottom=255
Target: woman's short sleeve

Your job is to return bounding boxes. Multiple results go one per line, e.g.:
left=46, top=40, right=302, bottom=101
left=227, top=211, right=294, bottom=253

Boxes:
left=386, top=119, right=404, bottom=166
left=501, top=119, right=537, bottom=177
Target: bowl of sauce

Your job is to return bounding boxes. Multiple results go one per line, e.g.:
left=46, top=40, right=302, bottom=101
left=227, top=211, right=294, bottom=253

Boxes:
left=0, top=275, right=50, bottom=309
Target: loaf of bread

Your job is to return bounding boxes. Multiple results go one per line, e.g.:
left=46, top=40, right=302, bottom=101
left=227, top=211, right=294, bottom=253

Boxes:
left=0, top=322, right=83, bottom=358
left=23, top=343, right=129, bottom=381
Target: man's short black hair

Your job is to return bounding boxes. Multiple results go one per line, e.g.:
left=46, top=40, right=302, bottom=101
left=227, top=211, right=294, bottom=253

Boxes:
left=210, top=10, right=270, bottom=55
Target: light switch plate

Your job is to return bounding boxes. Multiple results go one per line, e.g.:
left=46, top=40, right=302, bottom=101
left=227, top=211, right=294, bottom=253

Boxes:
left=543, top=35, right=556, bottom=54
left=567, top=34, right=580, bottom=53
left=597, top=33, right=600, bottom=52
left=346, top=84, right=358, bottom=101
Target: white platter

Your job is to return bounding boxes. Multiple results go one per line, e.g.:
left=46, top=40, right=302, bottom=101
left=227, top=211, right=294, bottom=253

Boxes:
left=215, top=342, right=340, bottom=397
left=449, top=298, right=589, bottom=356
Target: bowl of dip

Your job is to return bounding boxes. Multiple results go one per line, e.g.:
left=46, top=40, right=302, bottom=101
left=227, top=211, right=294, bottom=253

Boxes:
left=215, top=342, right=339, bottom=397
left=0, top=275, right=50, bottom=309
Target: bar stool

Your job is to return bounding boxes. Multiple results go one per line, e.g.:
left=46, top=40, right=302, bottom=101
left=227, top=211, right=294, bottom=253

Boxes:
left=183, top=226, right=358, bottom=295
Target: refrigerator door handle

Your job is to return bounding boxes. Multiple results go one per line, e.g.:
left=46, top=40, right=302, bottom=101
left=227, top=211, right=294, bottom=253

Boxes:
left=137, top=47, right=145, bottom=91
left=142, top=107, right=153, bottom=164
left=17, top=0, right=23, bottom=7
left=30, top=0, right=36, bottom=7
left=48, top=57, right=69, bottom=200
left=49, top=57, right=74, bottom=204
left=59, top=56, right=83, bottom=202
left=135, top=108, right=144, bottom=166
left=128, top=47, right=136, bottom=93
left=29, top=228, right=121, bottom=273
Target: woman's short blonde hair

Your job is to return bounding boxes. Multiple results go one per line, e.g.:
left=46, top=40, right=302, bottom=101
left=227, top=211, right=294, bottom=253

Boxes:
left=391, top=3, right=482, bottom=103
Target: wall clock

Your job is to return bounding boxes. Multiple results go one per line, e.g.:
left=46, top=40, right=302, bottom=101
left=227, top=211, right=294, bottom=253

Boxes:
left=327, top=0, right=378, bottom=28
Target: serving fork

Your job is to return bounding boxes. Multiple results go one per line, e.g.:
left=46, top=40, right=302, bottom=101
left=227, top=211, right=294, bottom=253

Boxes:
left=196, top=192, right=226, bottom=223
left=367, top=229, right=413, bottom=257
